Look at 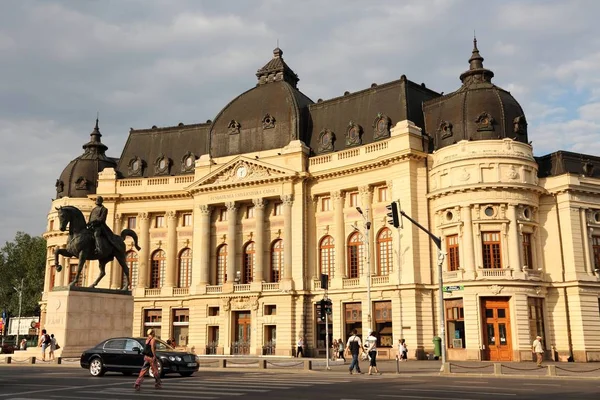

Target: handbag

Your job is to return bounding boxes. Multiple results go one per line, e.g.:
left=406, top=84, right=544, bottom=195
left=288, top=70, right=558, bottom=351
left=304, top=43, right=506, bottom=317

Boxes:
left=55, top=344, right=60, bottom=350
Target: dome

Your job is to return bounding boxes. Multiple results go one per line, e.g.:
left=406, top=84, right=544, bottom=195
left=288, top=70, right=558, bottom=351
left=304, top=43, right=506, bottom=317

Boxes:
left=423, top=39, right=528, bottom=151
left=209, top=48, right=313, bottom=158
left=55, top=119, right=117, bottom=198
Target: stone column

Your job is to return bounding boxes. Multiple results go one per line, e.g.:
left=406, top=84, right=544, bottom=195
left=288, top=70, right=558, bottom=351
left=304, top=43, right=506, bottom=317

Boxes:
left=198, top=205, right=212, bottom=285
left=253, top=198, right=266, bottom=282
left=580, top=209, right=593, bottom=275
left=461, top=205, right=476, bottom=279
left=136, top=212, right=150, bottom=290
left=43, top=261, right=52, bottom=294
left=332, top=191, right=345, bottom=279
left=226, top=202, right=237, bottom=283
left=507, top=204, right=520, bottom=270
left=282, top=194, right=294, bottom=281
left=359, top=185, right=374, bottom=277
left=110, top=214, right=123, bottom=288
left=164, top=211, right=178, bottom=288
left=59, top=250, right=68, bottom=286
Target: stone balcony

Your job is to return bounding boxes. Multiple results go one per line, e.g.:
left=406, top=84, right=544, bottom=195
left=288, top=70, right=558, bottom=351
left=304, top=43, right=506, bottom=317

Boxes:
left=442, top=268, right=545, bottom=282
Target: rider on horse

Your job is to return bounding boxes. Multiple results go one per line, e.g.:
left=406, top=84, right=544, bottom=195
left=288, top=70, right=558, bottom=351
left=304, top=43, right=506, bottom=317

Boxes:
left=88, top=196, right=119, bottom=256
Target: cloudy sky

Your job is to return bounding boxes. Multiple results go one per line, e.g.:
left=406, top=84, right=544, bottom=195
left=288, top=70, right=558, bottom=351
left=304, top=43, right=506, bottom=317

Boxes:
left=1, top=0, right=599, bottom=245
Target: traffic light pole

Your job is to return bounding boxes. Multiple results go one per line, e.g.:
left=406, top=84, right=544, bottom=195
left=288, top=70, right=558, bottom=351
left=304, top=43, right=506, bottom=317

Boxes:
left=398, top=210, right=447, bottom=366
left=325, top=292, right=330, bottom=370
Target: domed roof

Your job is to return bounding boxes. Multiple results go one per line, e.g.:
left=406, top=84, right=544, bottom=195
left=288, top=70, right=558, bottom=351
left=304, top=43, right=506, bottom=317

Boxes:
left=209, top=48, right=313, bottom=158
left=55, top=119, right=117, bottom=198
left=423, top=39, right=528, bottom=151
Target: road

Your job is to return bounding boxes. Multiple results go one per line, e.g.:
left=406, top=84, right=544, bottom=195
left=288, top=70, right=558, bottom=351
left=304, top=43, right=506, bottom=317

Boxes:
left=0, top=365, right=599, bottom=399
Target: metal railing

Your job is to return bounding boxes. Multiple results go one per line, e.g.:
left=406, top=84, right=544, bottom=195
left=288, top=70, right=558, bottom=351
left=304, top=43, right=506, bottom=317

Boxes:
left=230, top=340, right=250, bottom=355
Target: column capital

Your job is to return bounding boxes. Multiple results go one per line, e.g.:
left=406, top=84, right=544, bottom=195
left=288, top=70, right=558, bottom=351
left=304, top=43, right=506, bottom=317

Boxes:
left=198, top=204, right=212, bottom=215
left=331, top=190, right=344, bottom=201
left=114, top=213, right=122, bottom=222
left=166, top=210, right=177, bottom=220
left=358, top=185, right=372, bottom=196
left=281, top=194, right=294, bottom=206
left=225, top=201, right=237, bottom=211
left=138, top=212, right=150, bottom=220
left=253, top=198, right=267, bottom=209
left=385, top=180, right=393, bottom=191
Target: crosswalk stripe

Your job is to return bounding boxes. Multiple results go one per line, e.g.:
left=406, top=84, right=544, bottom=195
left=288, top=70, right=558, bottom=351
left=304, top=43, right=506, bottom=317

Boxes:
left=79, top=390, right=216, bottom=399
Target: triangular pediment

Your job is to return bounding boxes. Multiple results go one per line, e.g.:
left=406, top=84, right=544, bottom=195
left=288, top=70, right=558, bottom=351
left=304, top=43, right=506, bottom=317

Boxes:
left=187, top=156, right=298, bottom=191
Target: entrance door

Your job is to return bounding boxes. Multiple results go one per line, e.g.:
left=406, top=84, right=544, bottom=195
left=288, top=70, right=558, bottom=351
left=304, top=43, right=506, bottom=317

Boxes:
left=233, top=311, right=251, bottom=355
left=482, top=298, right=512, bottom=361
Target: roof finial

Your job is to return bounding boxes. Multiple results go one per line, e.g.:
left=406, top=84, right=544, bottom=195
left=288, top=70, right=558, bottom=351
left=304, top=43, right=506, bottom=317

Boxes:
left=95, top=111, right=99, bottom=130
left=473, top=30, right=477, bottom=50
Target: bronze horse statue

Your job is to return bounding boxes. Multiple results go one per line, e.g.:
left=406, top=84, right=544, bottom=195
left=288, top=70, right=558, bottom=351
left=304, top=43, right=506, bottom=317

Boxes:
left=54, top=205, right=141, bottom=290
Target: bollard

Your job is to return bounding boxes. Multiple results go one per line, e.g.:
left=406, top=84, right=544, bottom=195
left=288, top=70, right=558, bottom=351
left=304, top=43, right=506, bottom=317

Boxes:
left=57, top=357, right=62, bottom=365
left=547, top=365, right=556, bottom=376
left=441, top=362, right=451, bottom=374
left=6, top=357, right=11, bottom=364
left=218, top=359, right=226, bottom=369
left=259, top=360, right=267, bottom=369
left=493, top=363, right=502, bottom=376
left=395, top=356, right=400, bottom=374
left=304, top=360, right=312, bottom=370
left=31, top=357, right=36, bottom=364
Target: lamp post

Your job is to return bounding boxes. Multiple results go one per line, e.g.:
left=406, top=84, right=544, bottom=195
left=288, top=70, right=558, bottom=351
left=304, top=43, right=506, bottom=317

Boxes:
left=13, top=278, right=24, bottom=348
left=355, top=207, right=372, bottom=328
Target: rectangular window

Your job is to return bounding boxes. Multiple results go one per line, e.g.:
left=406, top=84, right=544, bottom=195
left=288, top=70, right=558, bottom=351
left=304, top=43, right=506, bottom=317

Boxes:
left=344, top=303, right=362, bottom=344
left=349, top=192, right=358, bottom=207
left=528, top=297, right=545, bottom=342
left=144, top=309, right=162, bottom=338
left=264, top=305, right=277, bottom=316
left=446, top=234, right=460, bottom=271
left=172, top=309, right=189, bottom=347
left=69, top=263, right=84, bottom=286
left=378, top=187, right=388, bottom=202
left=49, top=263, right=56, bottom=290
left=445, top=299, right=465, bottom=348
left=273, top=202, right=283, bottom=216
left=321, top=197, right=331, bottom=212
left=182, top=213, right=192, bottom=227
left=155, top=215, right=164, bottom=228
left=374, top=301, right=393, bottom=347
left=219, top=208, right=228, bottom=222
left=592, top=236, right=600, bottom=270
left=208, top=306, right=220, bottom=316
left=127, top=217, right=137, bottom=230
left=49, top=220, right=54, bottom=231
left=482, top=232, right=502, bottom=269
left=522, top=233, right=533, bottom=268
left=246, top=205, right=255, bottom=219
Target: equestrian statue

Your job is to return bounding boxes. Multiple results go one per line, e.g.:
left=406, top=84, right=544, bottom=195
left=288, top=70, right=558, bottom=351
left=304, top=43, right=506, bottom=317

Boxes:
left=54, top=196, right=141, bottom=290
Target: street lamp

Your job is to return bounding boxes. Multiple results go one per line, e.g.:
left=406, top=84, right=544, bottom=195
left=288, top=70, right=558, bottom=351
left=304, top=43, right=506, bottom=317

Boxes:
left=355, top=207, right=372, bottom=328
left=13, top=278, right=24, bottom=348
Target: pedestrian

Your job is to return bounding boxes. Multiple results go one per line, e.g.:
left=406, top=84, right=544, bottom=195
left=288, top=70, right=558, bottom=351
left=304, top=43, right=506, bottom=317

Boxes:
left=365, top=329, right=381, bottom=375
left=134, top=328, right=162, bottom=391
left=399, top=339, right=408, bottom=361
left=296, top=336, right=304, bottom=357
left=331, top=339, right=338, bottom=361
left=532, top=335, right=544, bottom=367
left=49, top=334, right=58, bottom=360
left=338, top=338, right=346, bottom=362
left=19, top=338, right=27, bottom=351
left=38, top=329, right=51, bottom=361
left=345, top=329, right=364, bottom=374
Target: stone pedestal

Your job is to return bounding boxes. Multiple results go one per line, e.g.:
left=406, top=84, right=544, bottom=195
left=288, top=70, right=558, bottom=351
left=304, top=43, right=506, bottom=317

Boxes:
left=45, top=286, right=133, bottom=358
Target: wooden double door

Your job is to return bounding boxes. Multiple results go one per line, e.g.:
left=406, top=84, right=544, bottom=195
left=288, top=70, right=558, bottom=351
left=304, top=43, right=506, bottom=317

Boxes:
left=482, top=298, right=512, bottom=361
left=232, top=311, right=251, bottom=355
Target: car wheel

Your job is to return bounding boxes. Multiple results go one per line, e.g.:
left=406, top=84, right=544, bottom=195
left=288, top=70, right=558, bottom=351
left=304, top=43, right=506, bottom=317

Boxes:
left=89, top=358, right=105, bottom=377
left=149, top=360, right=164, bottom=378
left=179, top=371, right=194, bottom=377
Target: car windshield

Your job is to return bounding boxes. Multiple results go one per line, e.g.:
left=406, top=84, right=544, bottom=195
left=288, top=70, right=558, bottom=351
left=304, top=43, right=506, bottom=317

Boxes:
left=154, top=339, right=174, bottom=351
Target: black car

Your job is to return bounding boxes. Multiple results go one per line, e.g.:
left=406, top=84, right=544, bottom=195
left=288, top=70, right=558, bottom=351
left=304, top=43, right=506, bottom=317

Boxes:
left=80, top=337, right=199, bottom=377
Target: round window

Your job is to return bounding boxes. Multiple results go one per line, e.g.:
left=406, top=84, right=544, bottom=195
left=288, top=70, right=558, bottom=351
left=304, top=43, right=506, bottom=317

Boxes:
left=523, top=207, right=531, bottom=220
left=132, top=160, right=140, bottom=171
left=185, top=156, right=193, bottom=167
left=159, top=159, right=166, bottom=170
left=445, top=211, right=453, bottom=221
left=595, top=212, right=600, bottom=224
left=484, top=206, right=495, bottom=217
left=377, top=119, right=387, bottom=133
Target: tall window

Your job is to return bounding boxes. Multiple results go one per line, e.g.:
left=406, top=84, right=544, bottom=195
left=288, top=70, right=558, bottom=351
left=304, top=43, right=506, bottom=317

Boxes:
left=172, top=309, right=189, bottom=347
left=321, top=197, right=331, bottom=212
left=349, top=192, right=358, bottom=207
left=216, top=244, right=227, bottom=285
left=374, top=301, right=393, bottom=347
left=273, top=202, right=282, bottom=216
left=122, top=250, right=138, bottom=289
left=218, top=208, right=227, bottom=222
left=49, top=264, right=56, bottom=290
left=155, top=215, right=164, bottom=228
left=182, top=213, right=192, bottom=227
left=246, top=205, right=255, bottom=219
left=270, top=239, right=283, bottom=282
left=592, top=236, right=600, bottom=270
left=144, top=309, right=162, bottom=338
left=522, top=233, right=533, bottom=268
left=319, top=236, right=335, bottom=277
left=127, top=216, right=137, bottom=229
left=528, top=297, right=545, bottom=342
left=49, top=220, right=54, bottom=231
left=377, top=228, right=393, bottom=276
left=69, top=263, right=84, bottom=286
left=150, top=250, right=166, bottom=288
left=178, top=248, right=192, bottom=288
left=347, top=232, right=364, bottom=279
left=447, top=234, right=460, bottom=271
left=445, top=299, right=465, bottom=348
left=378, top=186, right=388, bottom=202
left=482, top=232, right=502, bottom=269
left=243, top=242, right=255, bottom=283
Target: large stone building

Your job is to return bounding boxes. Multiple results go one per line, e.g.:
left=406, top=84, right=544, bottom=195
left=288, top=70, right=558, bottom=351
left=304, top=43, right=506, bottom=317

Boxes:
left=42, top=40, right=600, bottom=361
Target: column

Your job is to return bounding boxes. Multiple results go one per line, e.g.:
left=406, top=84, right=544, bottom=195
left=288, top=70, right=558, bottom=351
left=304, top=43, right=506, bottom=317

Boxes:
left=253, top=198, right=266, bottom=282
left=507, top=204, right=521, bottom=270
left=359, top=185, right=374, bottom=277
left=198, top=205, right=212, bottom=284
left=43, top=262, right=52, bottom=294
left=136, top=212, right=150, bottom=290
left=282, top=194, right=294, bottom=281
left=164, top=211, right=178, bottom=289
left=580, top=209, right=593, bottom=275
left=110, top=214, right=123, bottom=288
left=226, top=202, right=237, bottom=283
left=461, top=205, right=476, bottom=279
left=59, top=251, right=68, bottom=286
left=332, top=191, right=345, bottom=279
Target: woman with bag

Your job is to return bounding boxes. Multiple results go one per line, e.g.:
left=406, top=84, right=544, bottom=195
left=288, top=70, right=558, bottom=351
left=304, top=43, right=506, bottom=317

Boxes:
left=134, top=329, right=162, bottom=391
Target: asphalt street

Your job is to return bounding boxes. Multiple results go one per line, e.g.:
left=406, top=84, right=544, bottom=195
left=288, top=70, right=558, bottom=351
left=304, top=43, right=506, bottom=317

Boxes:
left=1, top=365, right=599, bottom=400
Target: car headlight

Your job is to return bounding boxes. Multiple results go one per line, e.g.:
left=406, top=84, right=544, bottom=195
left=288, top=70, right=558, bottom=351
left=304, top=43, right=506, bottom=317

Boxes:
left=168, top=356, right=175, bottom=361
left=175, top=356, right=182, bottom=362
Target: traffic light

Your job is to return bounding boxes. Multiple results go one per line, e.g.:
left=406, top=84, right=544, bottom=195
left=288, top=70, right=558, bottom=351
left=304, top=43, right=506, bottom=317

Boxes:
left=317, top=299, right=326, bottom=321
left=324, top=299, right=332, bottom=315
left=386, top=201, right=400, bottom=228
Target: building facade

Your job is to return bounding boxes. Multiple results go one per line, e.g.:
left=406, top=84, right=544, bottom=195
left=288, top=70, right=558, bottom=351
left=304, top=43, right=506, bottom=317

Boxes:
left=42, top=42, right=600, bottom=361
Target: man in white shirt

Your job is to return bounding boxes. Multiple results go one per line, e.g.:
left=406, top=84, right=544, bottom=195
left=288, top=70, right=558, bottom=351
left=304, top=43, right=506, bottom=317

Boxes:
left=532, top=335, right=544, bottom=367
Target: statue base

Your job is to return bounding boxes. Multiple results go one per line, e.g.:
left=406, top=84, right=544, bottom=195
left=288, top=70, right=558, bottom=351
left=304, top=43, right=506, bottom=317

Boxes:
left=45, top=286, right=133, bottom=358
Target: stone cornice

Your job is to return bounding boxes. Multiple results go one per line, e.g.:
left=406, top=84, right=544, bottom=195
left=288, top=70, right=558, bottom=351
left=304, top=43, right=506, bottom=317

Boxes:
left=427, top=183, right=545, bottom=201
left=310, top=153, right=424, bottom=181
left=189, top=174, right=303, bottom=194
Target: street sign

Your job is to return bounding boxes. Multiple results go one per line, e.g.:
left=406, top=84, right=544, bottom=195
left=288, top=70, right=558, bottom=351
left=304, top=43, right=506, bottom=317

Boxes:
left=443, top=285, right=464, bottom=292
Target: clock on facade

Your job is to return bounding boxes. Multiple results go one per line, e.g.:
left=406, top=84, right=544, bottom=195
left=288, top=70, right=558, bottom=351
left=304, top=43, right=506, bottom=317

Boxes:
left=236, top=165, right=248, bottom=179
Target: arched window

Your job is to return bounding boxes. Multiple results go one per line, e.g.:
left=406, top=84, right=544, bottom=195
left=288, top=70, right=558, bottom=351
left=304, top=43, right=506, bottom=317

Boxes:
left=319, top=235, right=335, bottom=278
left=377, top=228, right=393, bottom=276
left=270, top=239, right=283, bottom=282
left=243, top=241, right=255, bottom=284
left=216, top=244, right=227, bottom=285
left=178, top=248, right=192, bottom=288
left=122, top=250, right=138, bottom=289
left=347, top=232, right=364, bottom=279
left=150, top=250, right=166, bottom=288
left=49, top=264, right=56, bottom=290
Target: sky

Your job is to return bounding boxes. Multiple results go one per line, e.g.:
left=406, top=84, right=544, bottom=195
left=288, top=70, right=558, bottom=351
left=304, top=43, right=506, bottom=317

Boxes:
left=1, top=0, right=599, bottom=246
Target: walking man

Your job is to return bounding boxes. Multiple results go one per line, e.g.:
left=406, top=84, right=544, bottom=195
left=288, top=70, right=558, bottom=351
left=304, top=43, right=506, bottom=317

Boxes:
left=296, top=336, right=304, bottom=357
left=532, top=335, right=544, bottom=367
left=345, top=329, right=364, bottom=374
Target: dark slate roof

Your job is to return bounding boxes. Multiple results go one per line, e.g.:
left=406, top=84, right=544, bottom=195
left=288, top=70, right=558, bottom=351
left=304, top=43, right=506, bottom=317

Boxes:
left=423, top=39, right=528, bottom=152
left=306, top=77, right=440, bottom=154
left=117, top=123, right=210, bottom=178
left=536, top=151, right=600, bottom=178
left=56, top=119, right=117, bottom=198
